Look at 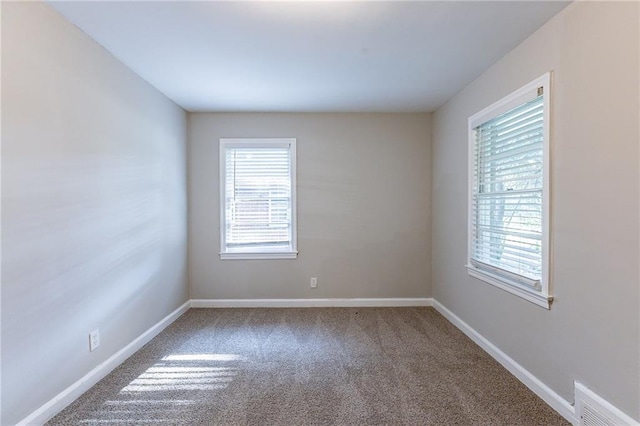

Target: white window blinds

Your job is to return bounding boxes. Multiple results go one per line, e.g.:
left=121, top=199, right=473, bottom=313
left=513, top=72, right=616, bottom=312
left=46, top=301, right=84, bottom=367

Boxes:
left=468, top=73, right=552, bottom=310
left=471, top=95, right=544, bottom=289
left=220, top=139, right=297, bottom=259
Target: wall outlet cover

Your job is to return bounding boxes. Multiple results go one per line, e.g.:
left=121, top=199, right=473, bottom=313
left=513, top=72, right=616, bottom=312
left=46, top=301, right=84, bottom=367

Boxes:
left=89, top=329, right=100, bottom=352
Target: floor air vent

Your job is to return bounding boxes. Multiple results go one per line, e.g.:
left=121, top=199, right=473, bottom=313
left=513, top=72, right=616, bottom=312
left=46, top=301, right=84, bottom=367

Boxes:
left=574, top=382, right=638, bottom=426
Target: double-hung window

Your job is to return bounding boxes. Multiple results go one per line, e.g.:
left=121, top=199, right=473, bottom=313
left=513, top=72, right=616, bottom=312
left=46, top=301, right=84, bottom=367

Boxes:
left=467, top=73, right=551, bottom=308
left=219, top=138, right=297, bottom=260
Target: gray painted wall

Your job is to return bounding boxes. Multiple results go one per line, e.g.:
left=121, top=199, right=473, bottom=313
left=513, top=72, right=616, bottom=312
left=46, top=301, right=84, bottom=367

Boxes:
left=189, top=113, right=431, bottom=300
left=431, top=1, right=639, bottom=420
left=1, top=3, right=188, bottom=424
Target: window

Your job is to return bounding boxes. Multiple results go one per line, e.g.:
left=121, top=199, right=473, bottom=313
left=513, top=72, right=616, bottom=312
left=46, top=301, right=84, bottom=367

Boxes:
left=467, top=73, right=551, bottom=308
left=219, top=138, right=297, bottom=260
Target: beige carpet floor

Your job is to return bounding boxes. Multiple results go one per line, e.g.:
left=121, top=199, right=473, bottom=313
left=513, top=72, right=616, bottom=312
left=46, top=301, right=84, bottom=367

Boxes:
left=48, top=307, right=569, bottom=425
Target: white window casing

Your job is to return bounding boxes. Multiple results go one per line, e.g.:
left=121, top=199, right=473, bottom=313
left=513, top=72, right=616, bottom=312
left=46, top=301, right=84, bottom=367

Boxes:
left=219, top=138, right=297, bottom=260
left=467, top=73, right=552, bottom=309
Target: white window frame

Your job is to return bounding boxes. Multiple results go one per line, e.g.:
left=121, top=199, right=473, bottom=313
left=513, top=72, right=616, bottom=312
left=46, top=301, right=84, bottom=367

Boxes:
left=219, top=138, right=298, bottom=260
left=467, top=73, right=552, bottom=309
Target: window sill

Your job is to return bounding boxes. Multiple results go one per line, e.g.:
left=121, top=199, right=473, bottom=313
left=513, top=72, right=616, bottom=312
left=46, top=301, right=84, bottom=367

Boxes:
left=220, top=251, right=298, bottom=260
left=466, top=264, right=552, bottom=309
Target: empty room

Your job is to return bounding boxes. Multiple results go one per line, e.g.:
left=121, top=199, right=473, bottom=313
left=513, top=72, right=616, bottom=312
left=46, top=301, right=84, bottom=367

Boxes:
left=2, top=0, right=639, bottom=425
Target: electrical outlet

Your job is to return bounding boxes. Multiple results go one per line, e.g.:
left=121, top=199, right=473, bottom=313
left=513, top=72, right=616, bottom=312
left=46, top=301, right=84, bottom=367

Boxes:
left=310, top=277, right=318, bottom=288
left=89, top=329, right=100, bottom=352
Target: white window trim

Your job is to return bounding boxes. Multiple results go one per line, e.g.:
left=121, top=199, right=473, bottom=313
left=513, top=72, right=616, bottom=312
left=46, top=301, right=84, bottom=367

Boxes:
left=466, top=73, right=552, bottom=309
left=219, top=138, right=298, bottom=260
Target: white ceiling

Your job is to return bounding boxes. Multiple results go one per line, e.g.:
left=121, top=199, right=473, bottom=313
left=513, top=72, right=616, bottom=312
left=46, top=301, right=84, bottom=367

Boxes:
left=50, top=1, right=569, bottom=112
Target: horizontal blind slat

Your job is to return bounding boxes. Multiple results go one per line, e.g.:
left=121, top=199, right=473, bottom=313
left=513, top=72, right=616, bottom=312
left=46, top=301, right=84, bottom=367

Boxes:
left=478, top=114, right=543, bottom=147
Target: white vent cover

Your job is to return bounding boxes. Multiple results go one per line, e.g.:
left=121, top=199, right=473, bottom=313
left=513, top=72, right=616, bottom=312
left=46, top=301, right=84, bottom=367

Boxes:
left=581, top=402, right=616, bottom=426
left=574, top=382, right=638, bottom=426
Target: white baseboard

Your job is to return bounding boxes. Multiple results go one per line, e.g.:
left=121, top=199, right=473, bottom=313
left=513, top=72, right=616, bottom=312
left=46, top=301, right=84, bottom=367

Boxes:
left=432, top=300, right=578, bottom=425
left=17, top=300, right=191, bottom=426
left=190, top=297, right=433, bottom=308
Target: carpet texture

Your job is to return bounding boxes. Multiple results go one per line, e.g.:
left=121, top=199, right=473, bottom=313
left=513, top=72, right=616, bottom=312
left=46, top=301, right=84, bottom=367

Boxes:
left=48, top=307, right=569, bottom=425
